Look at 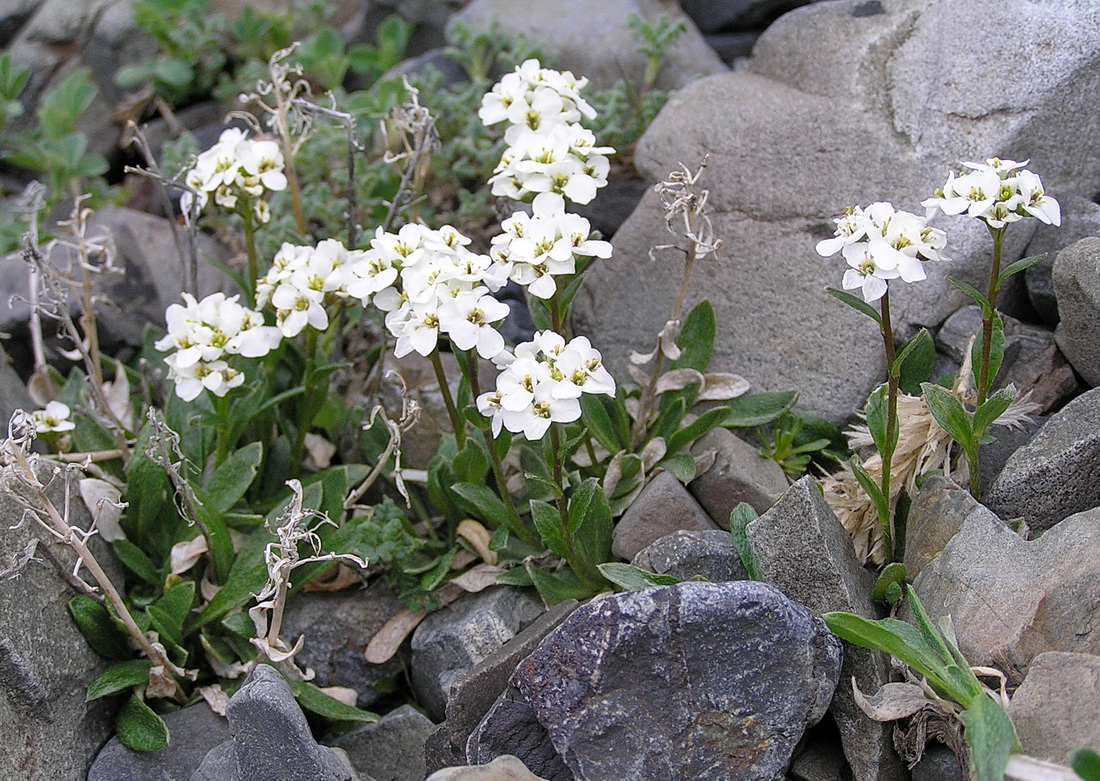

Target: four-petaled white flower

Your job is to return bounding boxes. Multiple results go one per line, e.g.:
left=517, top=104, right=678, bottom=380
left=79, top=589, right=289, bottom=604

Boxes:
left=179, top=128, right=288, bottom=223
left=31, top=401, right=76, bottom=434
left=922, top=158, right=1061, bottom=229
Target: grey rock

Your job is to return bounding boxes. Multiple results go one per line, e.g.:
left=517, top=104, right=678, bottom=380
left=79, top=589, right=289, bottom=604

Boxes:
left=1054, top=237, right=1100, bottom=387
left=978, top=416, right=1045, bottom=498
left=1024, top=196, right=1100, bottom=325
left=689, top=427, right=789, bottom=524
left=467, top=687, right=570, bottom=781
left=575, top=0, right=1100, bottom=424
left=703, top=31, right=758, bottom=65
left=1008, top=651, right=1100, bottom=764
left=454, top=0, right=727, bottom=91
left=631, top=529, right=747, bottom=582
left=912, top=505, right=1100, bottom=677
left=191, top=665, right=355, bottom=781
left=0, top=0, right=40, bottom=48
left=88, top=704, right=230, bottom=781
left=332, top=704, right=434, bottom=781
left=682, top=0, right=825, bottom=33
left=910, top=742, right=965, bottom=781
left=935, top=304, right=1078, bottom=416
left=904, top=475, right=993, bottom=579
left=473, top=581, right=841, bottom=781
left=0, top=349, right=32, bottom=427
left=985, top=387, right=1100, bottom=534
left=425, top=600, right=578, bottom=774
left=611, top=471, right=718, bottom=561
left=0, top=461, right=121, bottom=781
left=279, top=582, right=408, bottom=710
left=427, top=754, right=548, bottom=781
left=411, top=587, right=544, bottom=722
left=568, top=173, right=649, bottom=241
left=747, top=478, right=907, bottom=781
left=789, top=734, right=852, bottom=781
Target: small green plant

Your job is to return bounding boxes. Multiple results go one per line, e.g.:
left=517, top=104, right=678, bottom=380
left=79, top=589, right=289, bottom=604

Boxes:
left=757, top=411, right=846, bottom=477
left=627, top=13, right=687, bottom=92
left=0, top=53, right=29, bottom=134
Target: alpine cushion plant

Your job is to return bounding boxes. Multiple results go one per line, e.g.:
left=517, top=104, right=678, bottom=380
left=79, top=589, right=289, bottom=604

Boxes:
left=817, top=203, right=949, bottom=562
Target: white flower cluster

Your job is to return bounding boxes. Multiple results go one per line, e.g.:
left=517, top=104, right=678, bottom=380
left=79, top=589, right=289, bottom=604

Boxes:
left=256, top=239, right=362, bottom=338
left=155, top=293, right=282, bottom=401
left=490, top=192, right=612, bottom=299
left=476, top=331, right=615, bottom=440
left=180, top=128, right=287, bottom=224
left=480, top=59, right=613, bottom=205
left=922, top=158, right=1061, bottom=229
left=31, top=401, right=75, bottom=434
left=816, top=202, right=950, bottom=303
left=352, top=224, right=512, bottom=360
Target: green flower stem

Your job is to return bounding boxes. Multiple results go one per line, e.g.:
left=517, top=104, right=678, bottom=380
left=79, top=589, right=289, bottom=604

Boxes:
left=213, top=393, right=233, bottom=468
left=549, top=277, right=570, bottom=338
left=290, top=328, right=319, bottom=474
left=549, top=424, right=577, bottom=562
left=977, top=226, right=1006, bottom=407
left=878, top=290, right=898, bottom=562
left=240, top=206, right=259, bottom=307
left=584, top=432, right=600, bottom=472
left=429, top=349, right=466, bottom=450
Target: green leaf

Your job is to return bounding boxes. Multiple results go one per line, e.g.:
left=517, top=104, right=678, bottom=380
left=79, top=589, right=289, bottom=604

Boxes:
left=116, top=695, right=169, bottom=752
left=525, top=561, right=599, bottom=605
left=155, top=581, right=196, bottom=628
left=597, top=562, right=681, bottom=590
left=667, top=406, right=730, bottom=455
left=671, top=300, right=715, bottom=372
left=959, top=694, right=1017, bottom=781
left=204, top=442, right=263, bottom=513
left=154, top=57, right=193, bottom=87
left=659, top=453, right=696, bottom=483
left=920, top=383, right=976, bottom=457
left=580, top=394, right=624, bottom=453
left=872, top=562, right=907, bottom=604
left=648, top=396, right=686, bottom=443
left=826, top=287, right=882, bottom=326
left=972, top=386, right=1015, bottom=437
left=850, top=458, right=890, bottom=529
left=452, top=438, right=489, bottom=484
left=865, top=384, right=896, bottom=457
left=190, top=483, right=234, bottom=584
left=87, top=659, right=153, bottom=701
left=112, top=540, right=162, bottom=586
left=451, top=482, right=512, bottom=530
left=38, top=69, right=97, bottom=139
left=1071, top=748, right=1100, bottom=781
left=822, top=612, right=953, bottom=693
left=567, top=478, right=613, bottom=579
left=186, top=527, right=273, bottom=634
left=971, top=310, right=1006, bottom=391
left=291, top=679, right=379, bottom=723
left=68, top=595, right=133, bottom=661
left=420, top=547, right=458, bottom=592
left=947, top=277, right=992, bottom=315
left=895, top=329, right=936, bottom=395
left=721, top=391, right=799, bottom=428
left=728, top=503, right=761, bottom=581
left=528, top=297, right=552, bottom=331
left=495, top=566, right=534, bottom=587
left=997, top=253, right=1045, bottom=287
left=530, top=499, right=566, bottom=558
left=146, top=605, right=184, bottom=648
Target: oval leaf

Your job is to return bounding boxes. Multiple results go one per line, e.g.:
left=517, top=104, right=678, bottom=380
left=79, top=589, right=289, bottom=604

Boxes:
left=87, top=659, right=153, bottom=701
left=698, top=373, right=751, bottom=401
left=116, top=695, right=169, bottom=752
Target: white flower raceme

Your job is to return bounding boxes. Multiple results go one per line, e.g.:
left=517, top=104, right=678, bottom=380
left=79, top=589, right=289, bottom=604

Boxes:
left=476, top=330, right=615, bottom=440
left=155, top=292, right=281, bottom=401
left=257, top=240, right=364, bottom=338
left=490, top=192, right=612, bottom=299
left=816, top=202, right=949, bottom=302
left=922, top=158, right=1061, bottom=229
left=180, top=128, right=288, bottom=223
left=479, top=59, right=596, bottom=131
left=31, top=401, right=76, bottom=434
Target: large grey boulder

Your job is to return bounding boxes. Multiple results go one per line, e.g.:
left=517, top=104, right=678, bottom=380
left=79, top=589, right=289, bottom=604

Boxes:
left=611, top=471, right=718, bottom=561
left=984, top=386, right=1100, bottom=534
left=747, top=478, right=907, bottom=781
left=1024, top=196, right=1100, bottom=325
left=191, top=665, right=355, bottom=781
left=912, top=505, right=1100, bottom=677
left=331, top=704, right=434, bottom=781
left=680, top=0, right=827, bottom=33
left=1009, top=652, right=1100, bottom=765
left=689, top=427, right=789, bottom=523
left=0, top=461, right=121, bottom=781
left=411, top=586, right=544, bottom=722
left=469, top=581, right=841, bottom=780
left=454, top=0, right=727, bottom=91
left=1053, top=237, right=1100, bottom=386
left=904, top=475, right=990, bottom=579
left=575, top=0, right=1100, bottom=424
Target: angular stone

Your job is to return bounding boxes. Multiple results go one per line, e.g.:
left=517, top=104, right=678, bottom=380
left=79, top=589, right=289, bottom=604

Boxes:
left=88, top=704, right=230, bottom=781
left=789, top=733, right=851, bottom=781
left=747, top=477, right=907, bottom=781
left=631, top=529, right=747, bottom=583
left=279, top=581, right=407, bottom=710
left=191, top=665, right=355, bottom=781
left=1024, top=196, right=1100, bottom=326
left=0, top=461, right=122, bottom=781
left=575, top=0, right=1100, bottom=424
left=426, top=755, right=548, bottom=781
left=332, top=704, right=434, bottom=781
left=689, top=427, right=789, bottom=524
left=681, top=0, right=824, bottom=33
left=467, top=687, right=570, bottom=781
left=912, top=505, right=1100, bottom=677
left=411, top=587, right=544, bottom=722
left=425, top=600, right=578, bottom=774
left=454, top=0, right=727, bottom=91
left=904, top=475, right=993, bottom=579
left=473, top=581, right=841, bottom=780
left=1053, top=237, right=1100, bottom=386
left=910, top=743, right=965, bottom=781
left=0, top=349, right=32, bottom=427
left=1008, top=652, right=1100, bottom=764
left=611, top=471, right=718, bottom=561
left=985, top=387, right=1100, bottom=534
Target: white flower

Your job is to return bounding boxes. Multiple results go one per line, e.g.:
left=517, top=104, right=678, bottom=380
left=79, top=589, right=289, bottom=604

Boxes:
left=922, top=158, right=1061, bottom=229
left=179, top=128, right=287, bottom=218
left=31, top=401, right=76, bottom=433
left=437, top=288, right=510, bottom=359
